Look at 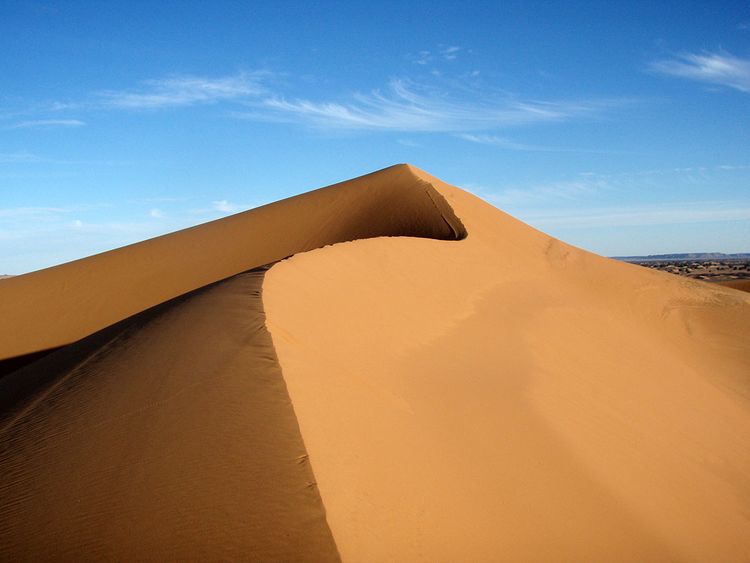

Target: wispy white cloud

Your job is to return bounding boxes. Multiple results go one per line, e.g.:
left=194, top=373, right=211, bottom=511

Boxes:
left=717, top=163, right=750, bottom=171
left=465, top=178, right=608, bottom=207
left=459, top=133, right=553, bottom=151
left=98, top=72, right=268, bottom=109
left=248, top=79, right=612, bottom=132
left=441, top=46, right=461, bottom=60
left=17, top=69, right=619, bottom=136
left=10, top=67, right=623, bottom=140
left=0, top=152, right=135, bottom=168
left=574, top=163, right=750, bottom=183
left=211, top=199, right=249, bottom=214
left=0, top=152, right=43, bottom=164
left=650, top=51, right=750, bottom=92
left=521, top=202, right=750, bottom=229
left=0, top=203, right=109, bottom=219
left=0, top=206, right=66, bottom=218
left=412, top=46, right=461, bottom=64
left=136, top=196, right=187, bottom=203
left=396, top=138, right=421, bottom=147
left=464, top=164, right=750, bottom=228
left=458, top=133, right=627, bottom=153
left=7, top=119, right=85, bottom=129
left=413, top=50, right=432, bottom=65
left=478, top=163, right=750, bottom=208
left=0, top=199, right=255, bottom=273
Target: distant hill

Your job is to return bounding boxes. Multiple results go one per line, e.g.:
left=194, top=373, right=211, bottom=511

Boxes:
left=614, top=252, right=750, bottom=262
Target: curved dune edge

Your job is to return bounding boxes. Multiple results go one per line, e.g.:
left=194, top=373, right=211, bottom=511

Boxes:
left=0, top=164, right=465, bottom=363
left=263, top=168, right=750, bottom=561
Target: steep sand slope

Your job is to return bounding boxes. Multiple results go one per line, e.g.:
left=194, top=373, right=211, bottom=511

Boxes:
left=264, top=166, right=750, bottom=561
left=0, top=268, right=339, bottom=560
left=0, top=165, right=464, bottom=364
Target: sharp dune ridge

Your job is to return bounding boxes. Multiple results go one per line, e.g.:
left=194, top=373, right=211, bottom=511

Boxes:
left=0, top=164, right=465, bottom=365
left=1, top=164, right=749, bottom=560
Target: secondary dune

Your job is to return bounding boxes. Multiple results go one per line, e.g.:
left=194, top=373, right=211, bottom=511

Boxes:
left=1, top=164, right=749, bottom=560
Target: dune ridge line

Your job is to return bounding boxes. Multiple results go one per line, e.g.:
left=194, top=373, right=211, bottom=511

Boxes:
left=0, top=164, right=465, bottom=365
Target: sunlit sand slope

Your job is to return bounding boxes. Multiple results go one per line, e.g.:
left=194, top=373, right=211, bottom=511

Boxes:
left=264, top=166, right=750, bottom=562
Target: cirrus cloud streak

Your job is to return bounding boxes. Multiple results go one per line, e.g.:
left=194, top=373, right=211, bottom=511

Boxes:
left=650, top=51, right=750, bottom=93
left=242, top=79, right=617, bottom=132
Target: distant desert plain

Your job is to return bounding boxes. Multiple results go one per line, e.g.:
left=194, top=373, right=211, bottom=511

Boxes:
left=621, top=257, right=750, bottom=293
left=1, top=164, right=749, bottom=561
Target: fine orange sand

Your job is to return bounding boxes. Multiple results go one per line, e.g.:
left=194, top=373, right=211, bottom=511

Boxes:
left=1, top=164, right=749, bottom=560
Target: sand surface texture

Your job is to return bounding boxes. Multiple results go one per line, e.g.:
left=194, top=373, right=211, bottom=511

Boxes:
left=2, top=164, right=749, bottom=561
left=265, top=166, right=750, bottom=561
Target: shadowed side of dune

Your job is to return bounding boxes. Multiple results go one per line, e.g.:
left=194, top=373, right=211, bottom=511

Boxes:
left=0, top=266, right=340, bottom=561
left=0, top=349, right=63, bottom=380
left=0, top=164, right=465, bottom=363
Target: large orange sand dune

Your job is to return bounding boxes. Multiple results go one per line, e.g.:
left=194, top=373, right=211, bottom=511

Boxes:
left=1, top=164, right=749, bottom=561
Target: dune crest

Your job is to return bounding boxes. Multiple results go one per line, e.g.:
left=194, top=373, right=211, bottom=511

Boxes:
left=0, top=164, right=464, bottom=366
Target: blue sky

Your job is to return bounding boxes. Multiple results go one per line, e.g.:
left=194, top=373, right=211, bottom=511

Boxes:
left=1, top=1, right=749, bottom=273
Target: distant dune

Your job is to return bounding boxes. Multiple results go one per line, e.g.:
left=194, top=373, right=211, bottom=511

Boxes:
left=615, top=252, right=750, bottom=261
left=717, top=279, right=750, bottom=293
left=1, top=165, right=749, bottom=560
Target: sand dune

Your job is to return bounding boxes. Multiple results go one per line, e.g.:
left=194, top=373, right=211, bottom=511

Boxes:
left=1, top=164, right=749, bottom=560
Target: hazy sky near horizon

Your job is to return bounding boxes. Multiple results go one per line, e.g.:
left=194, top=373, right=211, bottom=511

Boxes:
left=1, top=0, right=749, bottom=273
